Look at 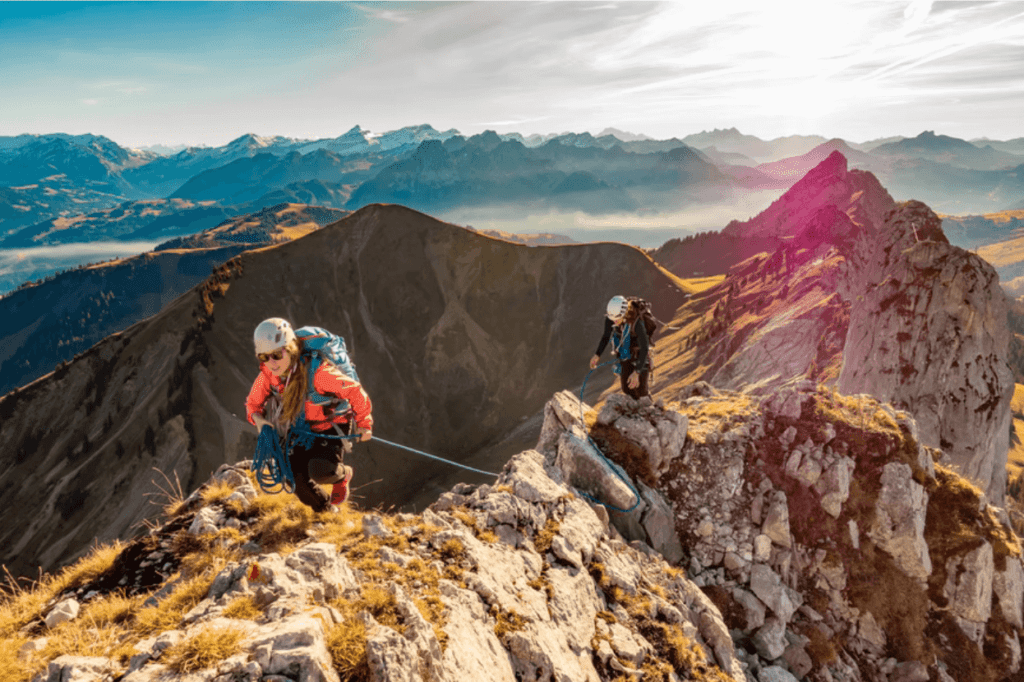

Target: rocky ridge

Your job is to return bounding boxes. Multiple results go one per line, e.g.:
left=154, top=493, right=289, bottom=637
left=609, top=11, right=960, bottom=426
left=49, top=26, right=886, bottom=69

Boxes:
left=8, top=381, right=1021, bottom=682
left=650, top=152, right=1014, bottom=506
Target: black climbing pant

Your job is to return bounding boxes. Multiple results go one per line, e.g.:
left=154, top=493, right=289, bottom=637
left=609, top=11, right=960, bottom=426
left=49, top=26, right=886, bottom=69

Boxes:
left=288, top=431, right=351, bottom=512
left=619, top=360, right=650, bottom=400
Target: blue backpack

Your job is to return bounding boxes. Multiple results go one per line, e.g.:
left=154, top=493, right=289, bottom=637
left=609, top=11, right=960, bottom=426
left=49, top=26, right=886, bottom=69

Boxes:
left=295, top=326, right=360, bottom=413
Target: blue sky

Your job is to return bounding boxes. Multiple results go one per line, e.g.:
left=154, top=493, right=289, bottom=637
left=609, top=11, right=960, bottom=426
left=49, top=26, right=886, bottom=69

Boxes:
left=2, top=1, right=1023, bottom=148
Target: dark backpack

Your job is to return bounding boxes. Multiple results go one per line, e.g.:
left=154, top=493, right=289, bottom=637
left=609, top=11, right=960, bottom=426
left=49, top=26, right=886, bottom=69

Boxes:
left=626, top=297, right=659, bottom=343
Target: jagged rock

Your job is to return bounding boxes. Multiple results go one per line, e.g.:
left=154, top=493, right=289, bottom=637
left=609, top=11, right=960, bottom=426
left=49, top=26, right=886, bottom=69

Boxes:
left=731, top=587, right=767, bottom=630
left=867, top=462, right=931, bottom=582
left=856, top=611, right=886, bottom=654
left=759, top=665, right=799, bottom=682
left=33, top=655, right=119, bottom=682
left=44, top=597, right=80, bottom=628
left=890, top=660, right=929, bottom=682
left=815, top=455, right=855, bottom=517
left=637, top=481, right=685, bottom=564
left=19, top=638, right=47, bottom=661
left=613, top=414, right=661, bottom=462
left=749, top=564, right=800, bottom=623
left=435, top=581, right=516, bottom=680
left=537, top=391, right=587, bottom=456
left=839, top=200, right=1014, bottom=504
left=655, top=410, right=688, bottom=473
left=995, top=555, right=1024, bottom=628
left=554, top=429, right=637, bottom=512
left=782, top=643, right=813, bottom=679
left=208, top=543, right=359, bottom=609
left=753, top=535, right=772, bottom=563
left=188, top=506, right=226, bottom=535
left=127, top=631, right=183, bottom=673
left=944, top=541, right=994, bottom=631
left=248, top=614, right=338, bottom=682
left=761, top=491, right=792, bottom=549
left=751, top=616, right=787, bottom=660
left=505, top=450, right=567, bottom=505
left=364, top=585, right=446, bottom=682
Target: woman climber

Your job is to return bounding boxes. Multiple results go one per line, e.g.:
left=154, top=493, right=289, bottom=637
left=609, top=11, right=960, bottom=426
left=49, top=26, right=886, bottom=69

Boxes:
left=590, top=295, right=652, bottom=400
left=245, top=317, right=373, bottom=511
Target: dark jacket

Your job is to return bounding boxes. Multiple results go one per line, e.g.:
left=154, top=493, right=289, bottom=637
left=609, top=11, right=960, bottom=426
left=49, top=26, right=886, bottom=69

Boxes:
left=595, top=314, right=649, bottom=370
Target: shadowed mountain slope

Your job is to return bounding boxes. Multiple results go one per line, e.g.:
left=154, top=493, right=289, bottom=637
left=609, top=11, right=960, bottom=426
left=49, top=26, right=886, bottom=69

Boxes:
left=0, top=203, right=689, bottom=579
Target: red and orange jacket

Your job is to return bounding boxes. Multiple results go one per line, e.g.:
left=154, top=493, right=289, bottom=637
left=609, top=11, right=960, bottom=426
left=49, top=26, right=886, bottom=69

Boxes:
left=246, top=362, right=373, bottom=432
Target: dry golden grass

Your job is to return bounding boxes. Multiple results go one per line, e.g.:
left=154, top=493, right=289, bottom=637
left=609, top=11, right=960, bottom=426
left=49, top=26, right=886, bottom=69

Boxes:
left=679, top=394, right=756, bottom=424
left=41, top=615, right=137, bottom=667
left=311, top=503, right=365, bottom=547
left=812, top=389, right=903, bottom=437
left=1008, top=384, right=1024, bottom=479
left=163, top=625, right=245, bottom=674
left=132, top=572, right=216, bottom=635
left=438, top=538, right=466, bottom=563
left=0, top=636, right=35, bottom=682
left=200, top=480, right=239, bottom=507
left=80, top=591, right=139, bottom=627
left=247, top=494, right=316, bottom=554
left=679, top=275, right=726, bottom=293
left=0, top=540, right=124, bottom=641
left=175, top=537, right=239, bottom=580
left=326, top=616, right=370, bottom=681
left=149, top=469, right=189, bottom=519
left=533, top=519, right=560, bottom=555
left=222, top=595, right=262, bottom=620
left=491, top=605, right=529, bottom=638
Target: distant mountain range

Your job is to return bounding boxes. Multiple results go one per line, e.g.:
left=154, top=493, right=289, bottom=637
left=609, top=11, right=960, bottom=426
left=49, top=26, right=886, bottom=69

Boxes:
left=3, top=124, right=1024, bottom=293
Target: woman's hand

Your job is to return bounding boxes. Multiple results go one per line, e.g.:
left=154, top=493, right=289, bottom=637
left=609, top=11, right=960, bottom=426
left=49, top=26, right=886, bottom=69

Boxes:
left=253, top=414, right=272, bottom=432
left=590, top=354, right=600, bottom=369
left=627, top=374, right=640, bottom=389
left=357, top=427, right=373, bottom=442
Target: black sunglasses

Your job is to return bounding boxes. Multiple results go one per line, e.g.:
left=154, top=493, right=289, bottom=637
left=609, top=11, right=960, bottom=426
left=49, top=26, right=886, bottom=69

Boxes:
left=257, top=349, right=286, bottom=363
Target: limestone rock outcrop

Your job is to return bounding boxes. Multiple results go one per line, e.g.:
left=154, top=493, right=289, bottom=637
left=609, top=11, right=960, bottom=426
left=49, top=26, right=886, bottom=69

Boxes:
left=838, top=200, right=1014, bottom=503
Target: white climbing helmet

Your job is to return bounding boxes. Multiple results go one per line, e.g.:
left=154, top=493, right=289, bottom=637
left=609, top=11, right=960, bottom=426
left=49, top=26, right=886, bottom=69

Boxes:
left=253, top=318, right=296, bottom=355
left=606, top=295, right=629, bottom=321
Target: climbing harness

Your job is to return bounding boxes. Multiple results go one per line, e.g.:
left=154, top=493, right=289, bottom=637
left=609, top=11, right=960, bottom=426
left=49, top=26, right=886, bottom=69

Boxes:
left=572, top=361, right=642, bottom=513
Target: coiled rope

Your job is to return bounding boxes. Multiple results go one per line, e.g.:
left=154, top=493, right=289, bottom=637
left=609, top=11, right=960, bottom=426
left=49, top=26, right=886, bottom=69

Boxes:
left=252, top=425, right=295, bottom=494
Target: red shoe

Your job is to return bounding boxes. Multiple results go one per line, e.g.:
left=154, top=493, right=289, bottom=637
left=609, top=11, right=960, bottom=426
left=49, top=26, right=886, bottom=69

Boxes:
left=330, top=466, right=354, bottom=506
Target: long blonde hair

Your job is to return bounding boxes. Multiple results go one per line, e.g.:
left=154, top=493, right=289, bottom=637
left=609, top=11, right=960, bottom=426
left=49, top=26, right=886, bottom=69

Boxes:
left=279, top=338, right=307, bottom=425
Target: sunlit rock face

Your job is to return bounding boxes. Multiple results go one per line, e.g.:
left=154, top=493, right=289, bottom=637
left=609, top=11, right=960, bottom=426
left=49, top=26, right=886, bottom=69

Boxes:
left=838, top=200, right=1014, bottom=504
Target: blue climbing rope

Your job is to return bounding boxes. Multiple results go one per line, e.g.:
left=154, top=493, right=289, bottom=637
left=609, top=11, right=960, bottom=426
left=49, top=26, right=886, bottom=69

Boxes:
left=574, top=361, right=642, bottom=513
left=252, top=425, right=295, bottom=494
left=372, top=436, right=499, bottom=476
left=288, top=414, right=496, bottom=476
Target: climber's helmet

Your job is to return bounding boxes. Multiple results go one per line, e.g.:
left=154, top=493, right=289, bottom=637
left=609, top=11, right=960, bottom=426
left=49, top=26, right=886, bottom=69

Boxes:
left=606, top=295, right=629, bottom=323
left=254, top=318, right=296, bottom=361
